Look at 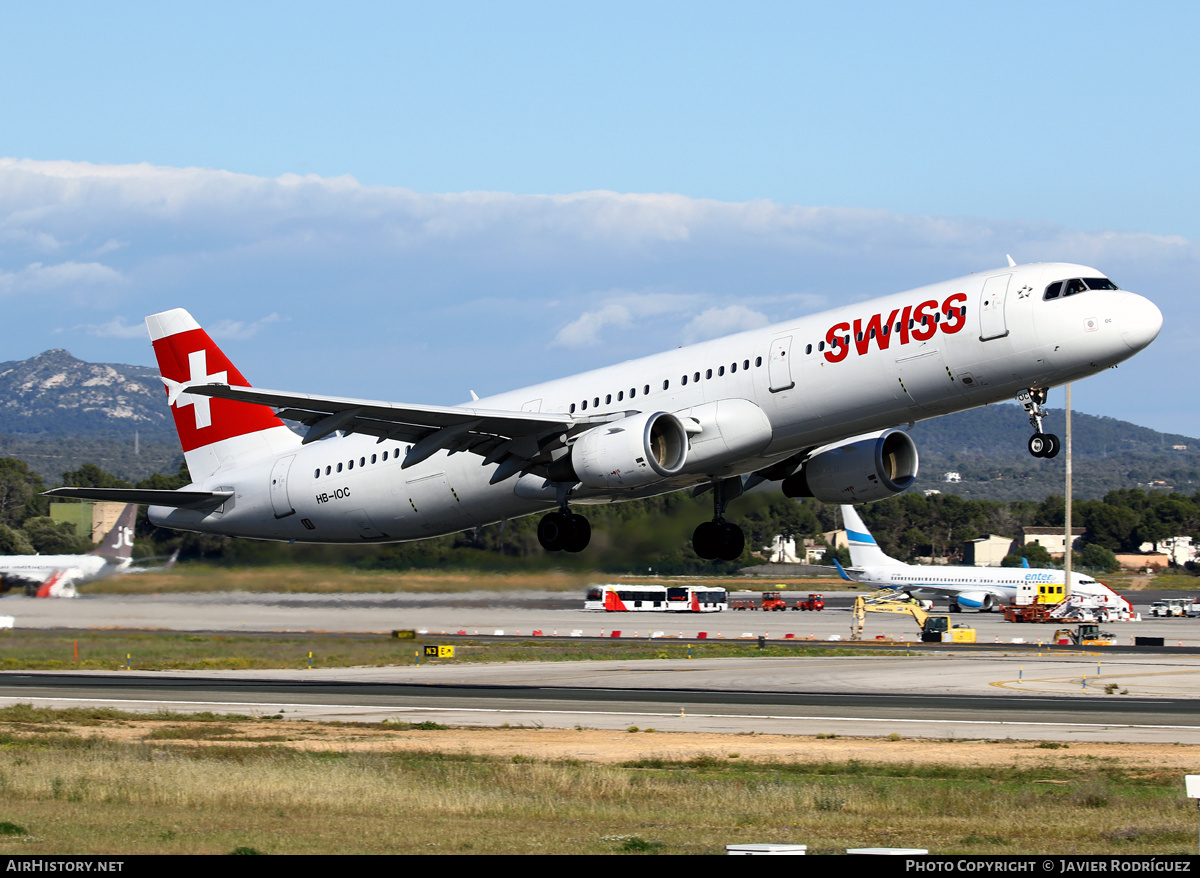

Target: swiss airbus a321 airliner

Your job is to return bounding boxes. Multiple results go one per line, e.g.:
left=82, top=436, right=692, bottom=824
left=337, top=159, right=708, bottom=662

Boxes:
left=48, top=262, right=1162, bottom=561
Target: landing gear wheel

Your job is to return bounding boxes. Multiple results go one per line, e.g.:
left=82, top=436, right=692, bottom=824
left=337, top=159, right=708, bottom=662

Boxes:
left=692, top=521, right=721, bottom=560
left=563, top=513, right=591, bottom=553
left=716, top=521, right=745, bottom=561
left=539, top=511, right=592, bottom=553
left=537, top=511, right=569, bottom=551
left=1028, top=433, right=1061, bottom=459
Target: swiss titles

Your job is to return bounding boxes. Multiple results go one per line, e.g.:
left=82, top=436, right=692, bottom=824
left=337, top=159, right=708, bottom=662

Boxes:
left=824, top=293, right=967, bottom=363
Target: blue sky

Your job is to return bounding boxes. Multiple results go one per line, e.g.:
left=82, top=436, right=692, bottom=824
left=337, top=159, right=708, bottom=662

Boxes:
left=0, top=2, right=1196, bottom=437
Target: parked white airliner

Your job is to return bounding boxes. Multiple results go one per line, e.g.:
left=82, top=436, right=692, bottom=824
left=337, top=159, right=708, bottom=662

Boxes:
left=0, top=505, right=137, bottom=598
left=834, top=504, right=1133, bottom=618
left=46, top=262, right=1162, bottom=561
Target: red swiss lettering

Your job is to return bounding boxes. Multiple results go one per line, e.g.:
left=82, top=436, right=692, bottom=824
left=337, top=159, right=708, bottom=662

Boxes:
left=940, top=293, right=967, bottom=334
left=911, top=300, right=938, bottom=341
left=823, top=322, right=850, bottom=363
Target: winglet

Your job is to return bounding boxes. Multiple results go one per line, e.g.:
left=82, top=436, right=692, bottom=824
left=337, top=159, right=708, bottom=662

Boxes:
left=832, top=557, right=853, bottom=582
left=1022, top=556, right=1030, bottom=568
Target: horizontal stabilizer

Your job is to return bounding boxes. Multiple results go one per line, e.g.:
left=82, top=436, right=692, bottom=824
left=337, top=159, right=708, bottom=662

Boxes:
left=43, top=487, right=233, bottom=511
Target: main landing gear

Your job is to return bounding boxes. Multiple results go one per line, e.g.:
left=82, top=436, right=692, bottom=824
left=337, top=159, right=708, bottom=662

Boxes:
left=1018, top=388, right=1061, bottom=459
left=692, top=477, right=746, bottom=562
left=537, top=508, right=591, bottom=553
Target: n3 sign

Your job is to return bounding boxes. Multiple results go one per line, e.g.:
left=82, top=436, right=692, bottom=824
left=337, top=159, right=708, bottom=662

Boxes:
left=423, top=646, right=455, bottom=658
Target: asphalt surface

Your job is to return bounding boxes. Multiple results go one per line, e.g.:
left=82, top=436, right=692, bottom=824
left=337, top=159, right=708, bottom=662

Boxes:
left=3, top=588, right=1199, bottom=742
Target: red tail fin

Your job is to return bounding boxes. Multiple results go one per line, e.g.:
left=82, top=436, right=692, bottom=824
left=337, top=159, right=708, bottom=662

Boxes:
left=146, top=309, right=299, bottom=479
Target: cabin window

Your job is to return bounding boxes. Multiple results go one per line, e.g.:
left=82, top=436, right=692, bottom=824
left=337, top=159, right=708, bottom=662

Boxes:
left=371, top=454, right=377, bottom=464
left=718, top=365, right=725, bottom=376
left=594, top=397, right=599, bottom=407
left=605, top=394, right=611, bottom=404
left=663, top=379, right=670, bottom=390
left=325, top=465, right=331, bottom=475
left=705, top=368, right=712, bottom=379
left=694, top=371, right=701, bottom=382
left=382, top=451, right=388, bottom=461
left=730, top=362, right=737, bottom=373
left=818, top=341, right=825, bottom=352
left=348, top=460, right=354, bottom=470
left=617, top=390, right=624, bottom=401
left=644, top=384, right=650, bottom=395
left=581, top=400, right=588, bottom=410
left=681, top=375, right=688, bottom=385
left=314, top=469, right=320, bottom=479
left=337, top=463, right=343, bottom=473
left=570, top=403, right=576, bottom=413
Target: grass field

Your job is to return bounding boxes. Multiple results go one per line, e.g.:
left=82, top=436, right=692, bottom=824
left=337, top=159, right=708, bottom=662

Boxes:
left=0, top=628, right=902, bottom=671
left=0, top=705, right=1193, bottom=855
left=86, top=564, right=851, bottom=595
left=83, top=562, right=1198, bottom=597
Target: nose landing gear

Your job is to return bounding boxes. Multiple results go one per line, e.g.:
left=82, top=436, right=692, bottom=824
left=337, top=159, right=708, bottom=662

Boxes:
left=1018, top=388, right=1061, bottom=459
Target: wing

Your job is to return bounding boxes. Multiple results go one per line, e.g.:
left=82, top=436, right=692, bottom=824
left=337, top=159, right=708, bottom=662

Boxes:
left=185, top=382, right=624, bottom=480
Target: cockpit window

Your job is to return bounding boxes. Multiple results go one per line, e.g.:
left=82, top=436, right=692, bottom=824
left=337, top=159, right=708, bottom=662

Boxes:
left=1045, top=277, right=1120, bottom=301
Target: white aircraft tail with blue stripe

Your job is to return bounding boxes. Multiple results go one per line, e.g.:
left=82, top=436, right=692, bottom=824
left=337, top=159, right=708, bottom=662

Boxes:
left=840, top=505, right=901, bottom=568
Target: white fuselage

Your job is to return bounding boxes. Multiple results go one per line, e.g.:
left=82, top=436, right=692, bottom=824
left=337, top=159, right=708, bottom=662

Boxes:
left=149, top=262, right=1161, bottom=543
left=854, top=563, right=1129, bottom=614
left=0, top=554, right=127, bottom=593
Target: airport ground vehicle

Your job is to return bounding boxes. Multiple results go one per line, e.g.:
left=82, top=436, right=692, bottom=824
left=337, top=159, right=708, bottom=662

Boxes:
left=795, top=593, right=825, bottom=611
left=731, top=590, right=790, bottom=611
left=851, top=594, right=976, bottom=643
left=1051, top=622, right=1115, bottom=646
left=585, top=584, right=728, bottom=612
left=1150, top=598, right=1192, bottom=617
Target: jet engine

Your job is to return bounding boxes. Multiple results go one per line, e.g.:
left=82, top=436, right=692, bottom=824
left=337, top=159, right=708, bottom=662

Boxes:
left=559, top=411, right=689, bottom=490
left=954, top=591, right=998, bottom=612
left=782, top=428, right=918, bottom=504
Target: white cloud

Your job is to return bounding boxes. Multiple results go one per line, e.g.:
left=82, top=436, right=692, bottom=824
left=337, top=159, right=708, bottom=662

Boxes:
left=682, top=306, right=770, bottom=344
left=208, top=313, right=284, bottom=341
left=0, top=157, right=1194, bottom=434
left=75, top=316, right=146, bottom=339
left=0, top=260, right=126, bottom=296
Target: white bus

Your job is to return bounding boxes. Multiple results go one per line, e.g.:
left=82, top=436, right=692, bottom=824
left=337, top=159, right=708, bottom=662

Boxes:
left=584, top=584, right=728, bottom=612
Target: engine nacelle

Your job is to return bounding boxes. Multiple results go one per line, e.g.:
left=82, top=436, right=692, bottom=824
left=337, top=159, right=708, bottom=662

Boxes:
left=782, top=428, right=918, bottom=504
left=955, top=591, right=998, bottom=611
left=566, top=411, right=689, bottom=490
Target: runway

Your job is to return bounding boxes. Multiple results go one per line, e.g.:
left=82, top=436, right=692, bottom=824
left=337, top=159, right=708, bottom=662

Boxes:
left=3, top=651, right=1199, bottom=744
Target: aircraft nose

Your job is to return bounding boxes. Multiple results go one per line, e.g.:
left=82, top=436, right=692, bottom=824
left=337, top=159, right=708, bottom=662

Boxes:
left=1116, top=293, right=1163, bottom=351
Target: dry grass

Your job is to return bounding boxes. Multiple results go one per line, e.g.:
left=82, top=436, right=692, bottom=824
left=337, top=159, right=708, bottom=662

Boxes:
left=85, top=565, right=848, bottom=595
left=0, top=706, right=1194, bottom=855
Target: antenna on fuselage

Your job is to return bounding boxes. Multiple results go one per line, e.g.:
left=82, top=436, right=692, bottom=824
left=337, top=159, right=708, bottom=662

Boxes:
left=1006, top=254, right=1017, bottom=268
